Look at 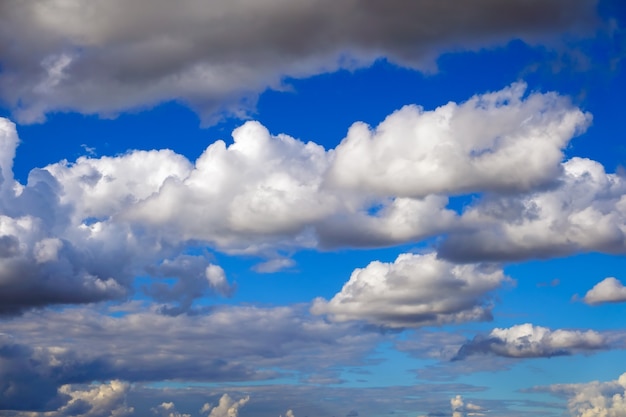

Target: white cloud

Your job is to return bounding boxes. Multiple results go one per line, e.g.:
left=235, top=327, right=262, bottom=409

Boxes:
left=0, top=0, right=597, bottom=123
left=328, top=82, right=591, bottom=197
left=311, top=252, right=507, bottom=328
left=453, top=323, right=608, bottom=359
left=152, top=401, right=191, bottom=417
left=202, top=394, right=249, bottom=417
left=451, top=395, right=485, bottom=417
left=535, top=372, right=626, bottom=417
left=16, top=380, right=135, bottom=417
left=252, top=258, right=296, bottom=273
left=0, top=82, right=612, bottom=313
left=583, top=277, right=626, bottom=305
left=439, top=157, right=626, bottom=262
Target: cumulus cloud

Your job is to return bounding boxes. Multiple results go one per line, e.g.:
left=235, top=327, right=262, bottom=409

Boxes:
left=0, top=0, right=598, bottom=123
left=328, top=82, right=591, bottom=197
left=311, top=252, right=507, bottom=328
left=32, top=381, right=134, bottom=417
left=453, top=323, right=608, bottom=360
left=450, top=395, right=485, bottom=417
left=533, top=372, right=626, bottom=417
left=0, top=82, right=609, bottom=313
left=202, top=394, right=249, bottom=417
left=0, top=119, right=232, bottom=315
left=153, top=401, right=191, bottom=417
left=439, top=157, right=626, bottom=262
left=582, top=277, right=626, bottom=305
left=5, top=380, right=133, bottom=417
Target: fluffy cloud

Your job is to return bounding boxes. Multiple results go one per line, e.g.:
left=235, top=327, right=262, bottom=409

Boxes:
left=453, top=324, right=608, bottom=359
left=327, top=82, right=591, bottom=197
left=534, top=373, right=626, bottom=417
left=439, top=157, right=626, bottom=262
left=24, top=381, right=134, bottom=417
left=451, top=395, right=485, bottom=417
left=0, top=0, right=597, bottom=123
left=0, top=119, right=231, bottom=315
left=311, top=252, right=507, bottom=328
left=202, top=394, right=249, bottom=417
left=0, top=81, right=610, bottom=314
left=582, top=277, right=626, bottom=305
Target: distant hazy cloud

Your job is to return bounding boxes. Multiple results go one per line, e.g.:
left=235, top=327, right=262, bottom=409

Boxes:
left=453, top=323, right=608, bottom=360
left=0, top=0, right=598, bottom=123
left=451, top=395, right=485, bottom=417
left=311, top=252, right=508, bottom=328
left=582, top=277, right=626, bottom=305
left=203, top=394, right=249, bottom=417
left=0, top=304, right=381, bottom=398
left=532, top=372, right=626, bottom=417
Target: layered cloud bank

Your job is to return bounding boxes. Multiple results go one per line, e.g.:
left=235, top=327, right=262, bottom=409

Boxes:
left=0, top=0, right=598, bottom=123
left=1, top=83, right=623, bottom=315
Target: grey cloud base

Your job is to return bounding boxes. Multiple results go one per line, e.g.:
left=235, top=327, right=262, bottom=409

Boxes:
left=0, top=0, right=598, bottom=123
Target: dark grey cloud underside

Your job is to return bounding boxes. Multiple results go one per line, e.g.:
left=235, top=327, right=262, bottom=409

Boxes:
left=0, top=0, right=599, bottom=121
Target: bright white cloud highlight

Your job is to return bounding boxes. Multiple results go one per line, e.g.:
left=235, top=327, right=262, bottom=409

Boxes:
left=17, top=380, right=135, bottom=417
left=311, top=252, right=507, bottom=328
left=203, top=394, right=250, bottom=417
left=328, top=82, right=591, bottom=197
left=583, top=277, right=626, bottom=305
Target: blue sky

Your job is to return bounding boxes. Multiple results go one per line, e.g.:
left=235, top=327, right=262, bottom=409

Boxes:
left=0, top=1, right=625, bottom=416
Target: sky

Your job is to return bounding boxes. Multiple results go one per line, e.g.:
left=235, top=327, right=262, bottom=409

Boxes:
left=0, top=1, right=625, bottom=416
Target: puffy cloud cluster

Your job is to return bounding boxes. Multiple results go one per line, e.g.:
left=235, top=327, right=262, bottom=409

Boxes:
left=439, top=157, right=626, bottom=262
left=0, top=82, right=601, bottom=314
left=450, top=395, right=485, bottom=417
left=535, top=373, right=626, bottom=417
left=202, top=394, right=249, bottom=417
left=15, top=381, right=134, bottom=417
left=0, top=0, right=597, bottom=123
left=311, top=252, right=507, bottom=328
left=453, top=323, right=607, bottom=359
left=0, top=120, right=232, bottom=315
left=328, top=82, right=590, bottom=197
left=153, top=402, right=191, bottom=417
left=583, top=277, right=626, bottom=305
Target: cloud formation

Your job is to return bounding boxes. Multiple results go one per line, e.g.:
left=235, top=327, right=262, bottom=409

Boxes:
left=453, top=323, right=607, bottom=359
left=0, top=82, right=612, bottom=314
left=0, top=304, right=381, bottom=408
left=202, top=394, right=249, bottom=417
left=582, top=277, right=626, bottom=305
left=439, top=157, right=626, bottom=262
left=311, top=252, right=507, bottom=328
left=26, top=381, right=135, bottom=417
left=328, top=82, right=590, bottom=197
left=534, top=372, right=626, bottom=417
left=0, top=0, right=598, bottom=123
